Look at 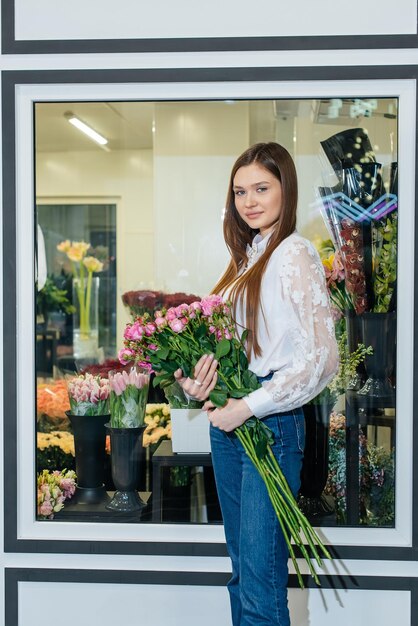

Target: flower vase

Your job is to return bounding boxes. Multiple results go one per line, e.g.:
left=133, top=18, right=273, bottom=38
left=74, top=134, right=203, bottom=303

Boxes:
left=66, top=411, right=110, bottom=506
left=357, top=311, right=396, bottom=401
left=298, top=403, right=334, bottom=518
left=72, top=276, right=99, bottom=360
left=106, top=425, right=147, bottom=512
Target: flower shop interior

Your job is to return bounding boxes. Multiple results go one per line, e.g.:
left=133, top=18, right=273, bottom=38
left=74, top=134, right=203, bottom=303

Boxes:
left=1, top=1, right=418, bottom=624
left=35, top=97, right=398, bottom=527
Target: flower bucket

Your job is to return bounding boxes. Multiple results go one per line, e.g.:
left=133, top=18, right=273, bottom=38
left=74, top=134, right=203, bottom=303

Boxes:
left=65, top=411, right=110, bottom=506
left=170, top=408, right=210, bottom=454
left=105, top=424, right=147, bottom=512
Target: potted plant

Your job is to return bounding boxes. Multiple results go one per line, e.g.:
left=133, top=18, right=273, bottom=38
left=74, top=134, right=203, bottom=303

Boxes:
left=36, top=274, right=75, bottom=331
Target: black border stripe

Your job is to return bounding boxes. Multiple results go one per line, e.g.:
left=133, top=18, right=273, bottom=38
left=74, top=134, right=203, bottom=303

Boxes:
left=3, top=65, right=417, bottom=561
left=5, top=568, right=418, bottom=626
left=2, top=0, right=418, bottom=54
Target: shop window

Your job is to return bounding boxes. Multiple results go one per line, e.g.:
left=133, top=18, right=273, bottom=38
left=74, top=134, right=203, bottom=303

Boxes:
left=34, top=98, right=398, bottom=528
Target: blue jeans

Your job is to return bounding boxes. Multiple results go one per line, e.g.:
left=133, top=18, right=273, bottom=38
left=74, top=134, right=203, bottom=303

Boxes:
left=210, top=403, right=305, bottom=626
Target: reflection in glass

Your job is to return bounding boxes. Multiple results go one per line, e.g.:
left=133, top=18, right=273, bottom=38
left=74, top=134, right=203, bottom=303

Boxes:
left=34, top=98, right=397, bottom=527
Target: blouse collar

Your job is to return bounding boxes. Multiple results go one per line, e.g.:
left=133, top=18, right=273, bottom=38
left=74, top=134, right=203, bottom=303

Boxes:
left=246, top=231, right=274, bottom=257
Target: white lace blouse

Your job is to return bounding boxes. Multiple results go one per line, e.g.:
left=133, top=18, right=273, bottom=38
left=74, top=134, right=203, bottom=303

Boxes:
left=235, top=231, right=339, bottom=419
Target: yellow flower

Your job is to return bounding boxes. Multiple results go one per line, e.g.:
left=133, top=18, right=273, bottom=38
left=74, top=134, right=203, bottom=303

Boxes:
left=57, top=240, right=71, bottom=253
left=162, top=405, right=170, bottom=416
left=67, top=246, right=84, bottom=262
left=72, top=241, right=90, bottom=255
left=83, top=256, right=104, bottom=273
left=322, top=254, right=335, bottom=271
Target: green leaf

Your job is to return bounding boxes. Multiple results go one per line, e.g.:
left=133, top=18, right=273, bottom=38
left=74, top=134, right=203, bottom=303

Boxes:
left=239, top=350, right=248, bottom=370
left=240, top=329, right=248, bottom=344
left=152, top=373, right=171, bottom=387
left=195, top=324, right=207, bottom=339
left=156, top=347, right=169, bottom=360
left=215, top=339, right=231, bottom=360
left=209, top=390, right=228, bottom=407
left=255, top=437, right=268, bottom=459
left=229, top=389, right=248, bottom=398
left=242, top=369, right=260, bottom=390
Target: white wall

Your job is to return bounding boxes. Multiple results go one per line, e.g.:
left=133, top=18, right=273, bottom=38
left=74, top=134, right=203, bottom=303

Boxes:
left=36, top=148, right=154, bottom=342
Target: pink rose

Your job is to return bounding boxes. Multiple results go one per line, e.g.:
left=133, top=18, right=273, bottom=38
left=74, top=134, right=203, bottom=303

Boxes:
left=175, top=304, right=189, bottom=316
left=145, top=323, right=156, bottom=336
left=155, top=316, right=166, bottom=328
left=138, top=360, right=153, bottom=373
left=166, top=308, right=177, bottom=321
left=190, top=301, right=202, bottom=312
left=118, top=348, right=135, bottom=364
left=201, top=295, right=224, bottom=316
left=169, top=318, right=184, bottom=333
left=124, top=323, right=144, bottom=341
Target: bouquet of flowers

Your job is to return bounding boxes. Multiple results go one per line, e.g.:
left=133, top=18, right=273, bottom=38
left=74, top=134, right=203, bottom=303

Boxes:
left=66, top=372, right=110, bottom=416
left=57, top=239, right=104, bottom=334
left=322, top=249, right=354, bottom=317
left=108, top=366, right=150, bottom=428
left=37, top=468, right=77, bottom=519
left=318, top=129, right=398, bottom=315
left=120, top=295, right=331, bottom=587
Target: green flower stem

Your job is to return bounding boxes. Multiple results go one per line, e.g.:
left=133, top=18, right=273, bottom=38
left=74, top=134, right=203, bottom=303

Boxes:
left=235, top=428, right=308, bottom=586
left=235, top=424, right=329, bottom=586
left=85, top=270, right=93, bottom=330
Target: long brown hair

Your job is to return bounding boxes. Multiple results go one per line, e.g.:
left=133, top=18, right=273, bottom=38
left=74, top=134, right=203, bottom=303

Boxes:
left=212, top=142, right=298, bottom=358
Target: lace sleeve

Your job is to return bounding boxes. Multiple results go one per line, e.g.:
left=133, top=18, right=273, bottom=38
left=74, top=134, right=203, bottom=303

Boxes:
left=244, top=239, right=339, bottom=418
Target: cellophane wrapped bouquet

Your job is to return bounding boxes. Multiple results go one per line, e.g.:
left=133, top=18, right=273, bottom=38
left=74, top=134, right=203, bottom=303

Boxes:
left=119, top=294, right=331, bottom=586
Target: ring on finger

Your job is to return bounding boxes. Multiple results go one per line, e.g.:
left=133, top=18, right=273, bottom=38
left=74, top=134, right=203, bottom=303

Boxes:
left=193, top=379, right=203, bottom=387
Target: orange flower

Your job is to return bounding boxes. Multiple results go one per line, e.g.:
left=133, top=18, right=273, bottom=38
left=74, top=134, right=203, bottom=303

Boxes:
left=37, top=380, right=70, bottom=419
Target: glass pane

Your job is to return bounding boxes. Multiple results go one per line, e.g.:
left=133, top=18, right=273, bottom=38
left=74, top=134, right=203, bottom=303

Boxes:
left=34, top=98, right=397, bottom=527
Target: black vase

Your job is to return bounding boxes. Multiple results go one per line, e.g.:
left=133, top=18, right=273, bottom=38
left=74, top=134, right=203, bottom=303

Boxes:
left=356, top=311, right=396, bottom=401
left=298, top=403, right=334, bottom=517
left=66, top=412, right=110, bottom=506
left=106, top=425, right=147, bottom=512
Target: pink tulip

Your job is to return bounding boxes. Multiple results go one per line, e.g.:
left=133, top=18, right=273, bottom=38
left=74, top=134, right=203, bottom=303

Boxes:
left=110, top=373, right=126, bottom=396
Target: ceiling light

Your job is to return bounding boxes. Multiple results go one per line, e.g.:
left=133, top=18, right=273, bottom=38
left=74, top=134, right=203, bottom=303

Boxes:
left=64, top=112, right=108, bottom=146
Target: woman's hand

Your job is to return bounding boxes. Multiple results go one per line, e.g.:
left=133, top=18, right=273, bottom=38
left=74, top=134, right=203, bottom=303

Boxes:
left=174, top=353, right=218, bottom=402
left=203, top=398, right=253, bottom=432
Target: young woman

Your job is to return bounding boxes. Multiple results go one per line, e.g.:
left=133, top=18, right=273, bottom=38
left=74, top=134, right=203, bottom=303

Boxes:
left=175, top=142, right=338, bottom=626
